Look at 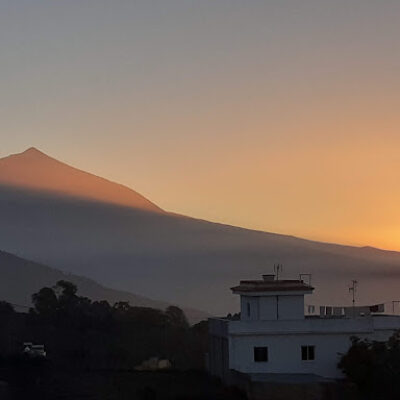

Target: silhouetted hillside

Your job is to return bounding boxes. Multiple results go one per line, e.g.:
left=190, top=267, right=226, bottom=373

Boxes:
left=0, top=250, right=208, bottom=323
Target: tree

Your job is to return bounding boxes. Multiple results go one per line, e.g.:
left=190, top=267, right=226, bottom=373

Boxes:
left=32, top=287, right=58, bottom=316
left=339, top=331, right=400, bottom=400
left=26, top=281, right=207, bottom=370
left=165, top=306, right=189, bottom=329
left=54, top=280, right=77, bottom=297
left=0, top=301, right=14, bottom=316
left=54, top=280, right=80, bottom=322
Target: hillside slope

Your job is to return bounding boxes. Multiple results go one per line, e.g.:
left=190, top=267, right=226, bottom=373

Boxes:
left=0, top=184, right=400, bottom=314
left=0, top=250, right=208, bottom=323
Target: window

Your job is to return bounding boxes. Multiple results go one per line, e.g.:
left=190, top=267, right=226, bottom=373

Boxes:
left=247, top=302, right=251, bottom=317
left=254, top=346, right=268, bottom=362
left=301, top=345, right=315, bottom=361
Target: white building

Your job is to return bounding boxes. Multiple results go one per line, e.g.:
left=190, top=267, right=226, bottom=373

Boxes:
left=208, top=275, right=400, bottom=382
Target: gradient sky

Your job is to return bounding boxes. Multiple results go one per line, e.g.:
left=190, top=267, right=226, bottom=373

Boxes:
left=1, top=1, right=400, bottom=250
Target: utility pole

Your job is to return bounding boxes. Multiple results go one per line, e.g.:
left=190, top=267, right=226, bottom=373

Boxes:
left=349, top=280, right=358, bottom=318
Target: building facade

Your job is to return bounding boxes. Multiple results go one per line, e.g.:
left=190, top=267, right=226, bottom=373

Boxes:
left=208, top=275, right=400, bottom=382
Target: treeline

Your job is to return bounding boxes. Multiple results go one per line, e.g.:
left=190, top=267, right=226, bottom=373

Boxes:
left=0, top=281, right=208, bottom=370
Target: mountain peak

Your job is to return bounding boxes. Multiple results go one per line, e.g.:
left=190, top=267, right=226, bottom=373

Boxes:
left=23, top=146, right=42, bottom=153
left=21, top=146, right=46, bottom=155
left=0, top=148, right=163, bottom=213
left=20, top=147, right=51, bottom=159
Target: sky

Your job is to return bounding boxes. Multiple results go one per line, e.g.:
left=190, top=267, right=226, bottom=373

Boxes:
left=0, top=0, right=400, bottom=250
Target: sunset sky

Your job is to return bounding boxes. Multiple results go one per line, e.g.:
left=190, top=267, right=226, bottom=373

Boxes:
left=1, top=1, right=400, bottom=250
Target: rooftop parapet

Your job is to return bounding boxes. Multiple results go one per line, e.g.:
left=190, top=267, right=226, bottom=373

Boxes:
left=231, top=278, right=314, bottom=294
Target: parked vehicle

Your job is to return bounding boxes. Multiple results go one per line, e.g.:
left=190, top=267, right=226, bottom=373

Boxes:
left=23, top=342, right=46, bottom=358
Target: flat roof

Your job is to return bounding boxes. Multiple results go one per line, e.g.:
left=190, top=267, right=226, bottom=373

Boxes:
left=231, top=279, right=314, bottom=293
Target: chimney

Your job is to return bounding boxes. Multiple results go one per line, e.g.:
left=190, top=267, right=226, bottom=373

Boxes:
left=262, top=274, right=276, bottom=281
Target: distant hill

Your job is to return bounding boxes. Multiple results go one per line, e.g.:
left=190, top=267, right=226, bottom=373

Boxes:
left=0, top=148, right=400, bottom=315
left=0, top=250, right=208, bottom=324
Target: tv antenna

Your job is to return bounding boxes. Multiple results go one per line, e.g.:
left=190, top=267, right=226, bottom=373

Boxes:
left=349, top=280, right=358, bottom=317
left=274, top=264, right=283, bottom=280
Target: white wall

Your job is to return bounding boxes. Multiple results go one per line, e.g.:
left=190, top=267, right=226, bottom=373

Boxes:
left=278, top=295, right=305, bottom=320
left=209, top=315, right=400, bottom=380
left=230, top=333, right=349, bottom=378
left=241, top=296, right=259, bottom=321
left=229, top=328, right=397, bottom=378
left=258, top=296, right=277, bottom=320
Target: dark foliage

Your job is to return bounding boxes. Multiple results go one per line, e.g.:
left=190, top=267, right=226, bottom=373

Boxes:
left=0, top=283, right=246, bottom=399
left=0, top=301, right=15, bottom=316
left=0, top=281, right=207, bottom=371
left=1, top=368, right=246, bottom=400
left=338, top=331, right=400, bottom=400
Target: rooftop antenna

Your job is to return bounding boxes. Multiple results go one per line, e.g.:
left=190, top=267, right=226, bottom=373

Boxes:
left=349, top=280, right=358, bottom=318
left=274, top=264, right=283, bottom=280
left=299, top=273, right=312, bottom=286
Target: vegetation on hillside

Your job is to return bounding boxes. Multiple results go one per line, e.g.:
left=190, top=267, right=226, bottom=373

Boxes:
left=0, top=283, right=250, bottom=399
left=0, top=280, right=207, bottom=370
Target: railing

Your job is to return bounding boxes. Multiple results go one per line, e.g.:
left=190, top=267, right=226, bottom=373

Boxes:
left=226, top=315, right=400, bottom=336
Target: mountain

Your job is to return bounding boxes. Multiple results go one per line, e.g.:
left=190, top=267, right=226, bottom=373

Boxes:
left=0, top=249, right=208, bottom=323
left=0, top=147, right=162, bottom=212
left=0, top=148, right=400, bottom=315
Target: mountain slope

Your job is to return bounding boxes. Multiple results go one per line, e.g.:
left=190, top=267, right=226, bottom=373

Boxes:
left=0, top=147, right=162, bottom=212
left=0, top=148, right=400, bottom=315
left=0, top=250, right=208, bottom=323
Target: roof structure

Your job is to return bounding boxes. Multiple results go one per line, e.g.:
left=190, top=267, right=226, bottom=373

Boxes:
left=231, top=278, right=314, bottom=294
